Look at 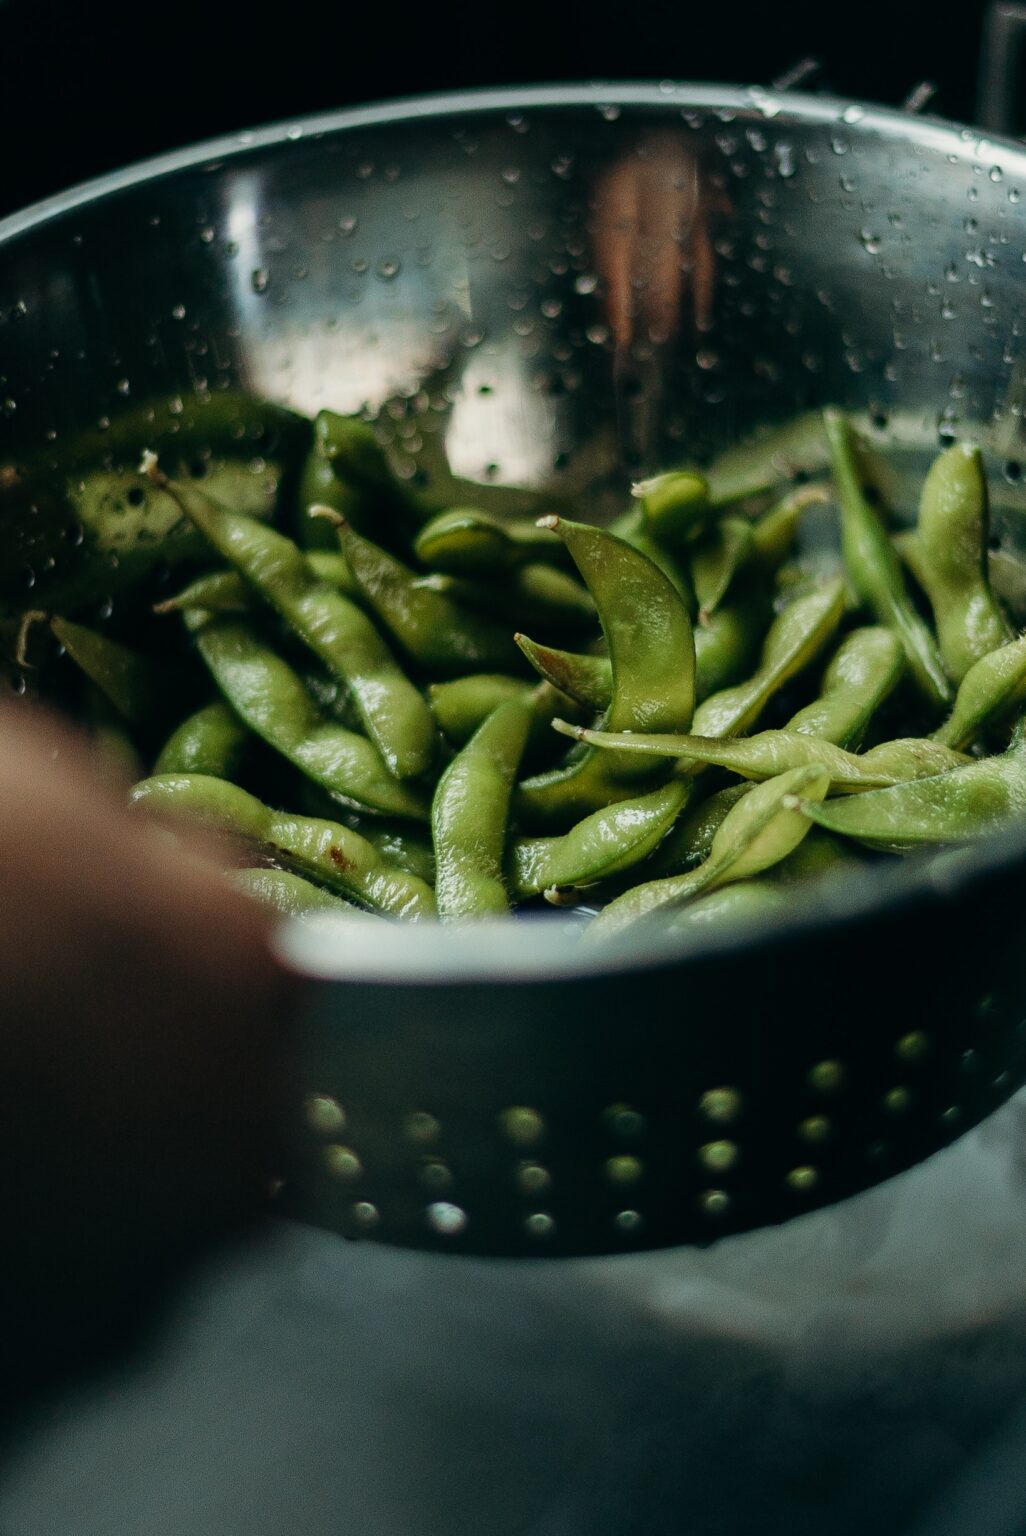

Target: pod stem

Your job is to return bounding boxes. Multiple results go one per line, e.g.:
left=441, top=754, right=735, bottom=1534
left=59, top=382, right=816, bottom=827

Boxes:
left=15, top=609, right=48, bottom=668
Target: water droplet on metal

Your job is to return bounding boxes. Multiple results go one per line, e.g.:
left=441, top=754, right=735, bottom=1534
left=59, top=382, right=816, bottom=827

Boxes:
left=251, top=268, right=269, bottom=294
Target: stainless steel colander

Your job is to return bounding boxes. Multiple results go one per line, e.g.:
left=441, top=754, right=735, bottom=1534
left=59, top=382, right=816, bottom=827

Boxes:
left=4, top=84, right=1026, bottom=1257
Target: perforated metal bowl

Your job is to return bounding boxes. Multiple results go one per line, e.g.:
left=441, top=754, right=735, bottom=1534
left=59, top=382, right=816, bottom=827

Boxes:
left=3, top=85, right=1026, bottom=1257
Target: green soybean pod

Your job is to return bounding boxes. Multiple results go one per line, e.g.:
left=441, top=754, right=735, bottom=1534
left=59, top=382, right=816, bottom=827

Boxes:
left=508, top=779, right=691, bottom=900
left=557, top=720, right=968, bottom=792
left=230, top=867, right=364, bottom=918
left=605, top=506, right=696, bottom=608
left=185, top=613, right=429, bottom=821
left=414, top=507, right=568, bottom=575
left=587, top=764, right=831, bottom=939
left=631, top=471, right=710, bottom=545
left=429, top=674, right=535, bottom=742
left=640, top=626, right=901, bottom=881
left=665, top=880, right=788, bottom=932
left=49, top=616, right=173, bottom=727
left=689, top=578, right=847, bottom=740
left=326, top=513, right=521, bottom=676
left=296, top=410, right=423, bottom=550
left=768, top=828, right=862, bottom=887
left=296, top=411, right=376, bottom=549
left=155, top=701, right=250, bottom=779
left=130, top=773, right=436, bottom=918
left=692, top=587, right=774, bottom=698
left=516, top=517, right=696, bottom=829
left=293, top=780, right=438, bottom=885
left=786, top=626, right=904, bottom=750
left=513, top=635, right=612, bottom=712
left=429, top=673, right=583, bottom=768
left=912, top=442, right=1011, bottom=681
left=154, top=552, right=359, bottom=616
left=804, top=713, right=1026, bottom=851
left=359, top=823, right=436, bottom=886
left=514, top=618, right=764, bottom=718
left=932, top=633, right=1026, bottom=751
left=648, top=782, right=753, bottom=870
left=156, top=474, right=438, bottom=781
left=824, top=408, right=952, bottom=707
left=416, top=563, right=596, bottom=634
left=431, top=699, right=534, bottom=918
left=750, top=483, right=833, bottom=572
left=690, top=517, right=755, bottom=618
left=155, top=571, right=254, bottom=617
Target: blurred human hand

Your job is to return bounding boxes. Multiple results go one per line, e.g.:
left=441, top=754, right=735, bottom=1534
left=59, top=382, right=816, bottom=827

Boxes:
left=0, top=702, right=295, bottom=1388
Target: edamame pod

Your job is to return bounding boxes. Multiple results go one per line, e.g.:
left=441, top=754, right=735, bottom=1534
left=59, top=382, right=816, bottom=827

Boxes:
left=647, top=782, right=752, bottom=870
left=416, top=564, right=596, bottom=634
left=294, top=781, right=438, bottom=884
left=508, top=779, right=691, bottom=900
left=932, top=633, right=1026, bottom=751
left=515, top=609, right=772, bottom=715
left=130, top=773, right=435, bottom=917
left=186, top=614, right=429, bottom=820
left=414, top=507, right=569, bottom=575
left=429, top=674, right=535, bottom=742
left=155, top=700, right=250, bottom=779
left=558, top=720, right=967, bottom=792
left=155, top=473, right=438, bottom=780
left=431, top=699, right=534, bottom=917
left=768, top=828, right=861, bottom=886
left=666, top=880, right=788, bottom=931
left=631, top=471, right=710, bottom=544
left=517, top=518, right=696, bottom=828
left=297, top=410, right=423, bottom=550
left=588, top=765, right=831, bottom=938
left=912, top=442, right=1011, bottom=680
left=325, top=513, right=521, bottom=676
left=606, top=506, right=696, bottom=608
left=296, top=411, right=378, bottom=550
left=803, top=714, right=1026, bottom=851
left=429, top=673, right=582, bottom=767
left=786, top=626, right=904, bottom=749
left=689, top=579, right=846, bottom=740
left=750, top=484, right=832, bottom=571
left=825, top=408, right=952, bottom=706
left=230, top=867, right=364, bottom=918
left=50, top=617, right=169, bottom=727
left=154, top=551, right=358, bottom=616
left=514, top=635, right=612, bottom=712
left=690, top=517, right=755, bottom=618
left=641, top=624, right=901, bottom=878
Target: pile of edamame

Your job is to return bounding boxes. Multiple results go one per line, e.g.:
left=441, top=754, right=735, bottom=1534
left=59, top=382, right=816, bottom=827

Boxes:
left=30, top=405, right=1026, bottom=936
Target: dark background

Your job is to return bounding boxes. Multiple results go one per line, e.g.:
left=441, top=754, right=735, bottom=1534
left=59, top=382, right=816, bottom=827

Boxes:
left=0, top=0, right=999, bottom=218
